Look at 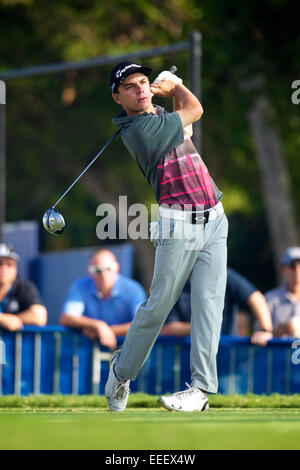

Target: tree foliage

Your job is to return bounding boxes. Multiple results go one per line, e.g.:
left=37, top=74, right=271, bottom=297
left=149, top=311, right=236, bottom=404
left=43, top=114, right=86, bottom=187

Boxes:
left=0, top=0, right=299, bottom=290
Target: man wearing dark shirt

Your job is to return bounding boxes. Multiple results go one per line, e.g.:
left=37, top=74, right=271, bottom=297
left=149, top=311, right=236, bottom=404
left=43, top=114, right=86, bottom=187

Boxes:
left=0, top=243, right=47, bottom=331
left=160, top=268, right=273, bottom=346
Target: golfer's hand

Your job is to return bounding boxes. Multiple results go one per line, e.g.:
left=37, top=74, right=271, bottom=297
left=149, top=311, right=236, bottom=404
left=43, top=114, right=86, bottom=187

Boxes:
left=150, top=79, right=179, bottom=98
left=154, top=71, right=183, bottom=85
left=250, top=330, right=273, bottom=346
left=0, top=313, right=23, bottom=331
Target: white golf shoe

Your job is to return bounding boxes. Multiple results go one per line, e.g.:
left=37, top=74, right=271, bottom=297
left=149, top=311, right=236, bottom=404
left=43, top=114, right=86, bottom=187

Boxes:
left=105, top=350, right=130, bottom=412
left=158, top=383, right=209, bottom=412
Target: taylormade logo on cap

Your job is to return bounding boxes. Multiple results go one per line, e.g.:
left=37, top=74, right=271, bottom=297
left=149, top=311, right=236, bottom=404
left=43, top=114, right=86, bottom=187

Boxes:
left=115, top=63, right=141, bottom=79
left=110, top=61, right=152, bottom=93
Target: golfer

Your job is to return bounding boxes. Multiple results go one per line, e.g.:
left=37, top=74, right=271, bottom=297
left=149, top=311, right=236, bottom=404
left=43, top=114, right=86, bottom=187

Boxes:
left=105, top=61, right=228, bottom=412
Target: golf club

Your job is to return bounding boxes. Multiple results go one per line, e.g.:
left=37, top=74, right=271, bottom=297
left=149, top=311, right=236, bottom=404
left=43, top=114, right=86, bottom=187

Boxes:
left=42, top=65, right=178, bottom=235
left=42, top=128, right=121, bottom=235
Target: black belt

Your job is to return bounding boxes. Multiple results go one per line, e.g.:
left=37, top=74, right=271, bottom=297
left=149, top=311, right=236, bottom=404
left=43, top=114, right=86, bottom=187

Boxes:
left=191, top=210, right=210, bottom=224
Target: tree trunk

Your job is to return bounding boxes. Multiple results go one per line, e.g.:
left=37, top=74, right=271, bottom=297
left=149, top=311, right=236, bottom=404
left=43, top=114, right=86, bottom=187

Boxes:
left=247, top=94, right=298, bottom=280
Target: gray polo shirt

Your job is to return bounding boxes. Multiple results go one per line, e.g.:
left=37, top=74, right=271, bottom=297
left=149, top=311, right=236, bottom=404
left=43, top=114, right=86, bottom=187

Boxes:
left=112, top=105, right=223, bottom=206
left=265, top=285, right=300, bottom=328
left=113, top=106, right=184, bottom=201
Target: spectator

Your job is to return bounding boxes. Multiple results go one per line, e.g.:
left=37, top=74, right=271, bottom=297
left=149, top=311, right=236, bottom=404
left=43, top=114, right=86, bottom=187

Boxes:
left=265, top=247, right=300, bottom=337
left=160, top=267, right=273, bottom=346
left=0, top=243, right=47, bottom=331
left=60, top=248, right=146, bottom=350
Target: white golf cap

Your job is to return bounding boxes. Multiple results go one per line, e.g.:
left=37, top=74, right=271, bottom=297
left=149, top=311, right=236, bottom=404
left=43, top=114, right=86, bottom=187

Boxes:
left=0, top=243, right=20, bottom=262
left=281, top=247, right=300, bottom=265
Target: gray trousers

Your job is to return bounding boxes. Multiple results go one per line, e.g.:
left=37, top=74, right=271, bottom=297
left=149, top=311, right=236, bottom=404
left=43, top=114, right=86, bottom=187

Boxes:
left=115, top=207, right=228, bottom=394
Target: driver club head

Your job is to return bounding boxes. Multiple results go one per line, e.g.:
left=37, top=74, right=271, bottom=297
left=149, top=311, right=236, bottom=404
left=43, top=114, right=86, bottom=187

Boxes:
left=42, top=208, right=65, bottom=235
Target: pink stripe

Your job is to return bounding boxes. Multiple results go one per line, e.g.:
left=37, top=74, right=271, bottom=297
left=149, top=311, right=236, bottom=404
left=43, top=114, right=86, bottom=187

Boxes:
left=160, top=171, right=199, bottom=185
left=157, top=155, right=187, bottom=169
left=160, top=186, right=215, bottom=200
left=157, top=154, right=202, bottom=169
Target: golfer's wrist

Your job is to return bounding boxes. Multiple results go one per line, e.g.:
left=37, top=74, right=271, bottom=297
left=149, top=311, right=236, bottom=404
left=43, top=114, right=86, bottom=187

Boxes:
left=173, top=83, right=188, bottom=98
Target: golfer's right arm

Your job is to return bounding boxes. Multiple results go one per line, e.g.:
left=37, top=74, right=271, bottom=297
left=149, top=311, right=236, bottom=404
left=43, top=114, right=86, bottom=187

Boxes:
left=174, top=84, right=203, bottom=128
left=150, top=80, right=203, bottom=128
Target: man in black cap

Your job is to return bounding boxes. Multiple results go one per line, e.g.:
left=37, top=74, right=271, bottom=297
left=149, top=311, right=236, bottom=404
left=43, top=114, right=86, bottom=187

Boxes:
left=0, top=243, right=47, bottom=331
left=105, top=61, right=228, bottom=413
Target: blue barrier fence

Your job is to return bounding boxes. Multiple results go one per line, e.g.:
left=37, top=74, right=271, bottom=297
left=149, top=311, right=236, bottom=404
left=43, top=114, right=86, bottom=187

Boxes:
left=1, top=326, right=299, bottom=396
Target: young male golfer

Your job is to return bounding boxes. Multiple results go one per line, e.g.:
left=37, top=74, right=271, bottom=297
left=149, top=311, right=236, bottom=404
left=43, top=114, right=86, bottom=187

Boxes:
left=105, top=61, right=228, bottom=412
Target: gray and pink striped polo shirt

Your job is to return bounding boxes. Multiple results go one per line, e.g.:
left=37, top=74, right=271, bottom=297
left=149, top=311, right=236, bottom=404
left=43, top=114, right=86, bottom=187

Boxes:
left=157, top=131, right=219, bottom=210
left=113, top=105, right=222, bottom=210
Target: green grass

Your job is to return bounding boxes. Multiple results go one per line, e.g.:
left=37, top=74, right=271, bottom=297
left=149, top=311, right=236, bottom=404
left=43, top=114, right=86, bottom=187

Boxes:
left=1, top=392, right=300, bottom=409
left=0, top=394, right=300, bottom=450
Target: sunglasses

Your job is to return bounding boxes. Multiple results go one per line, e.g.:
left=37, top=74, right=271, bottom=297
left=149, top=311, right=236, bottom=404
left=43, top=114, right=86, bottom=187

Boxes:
left=289, top=260, right=300, bottom=270
left=0, top=259, right=16, bottom=267
left=87, top=265, right=113, bottom=275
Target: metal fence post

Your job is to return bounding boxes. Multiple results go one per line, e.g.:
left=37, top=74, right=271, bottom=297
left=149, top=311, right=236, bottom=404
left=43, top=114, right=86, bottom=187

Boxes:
left=189, top=31, right=202, bottom=153
left=91, top=346, right=112, bottom=394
